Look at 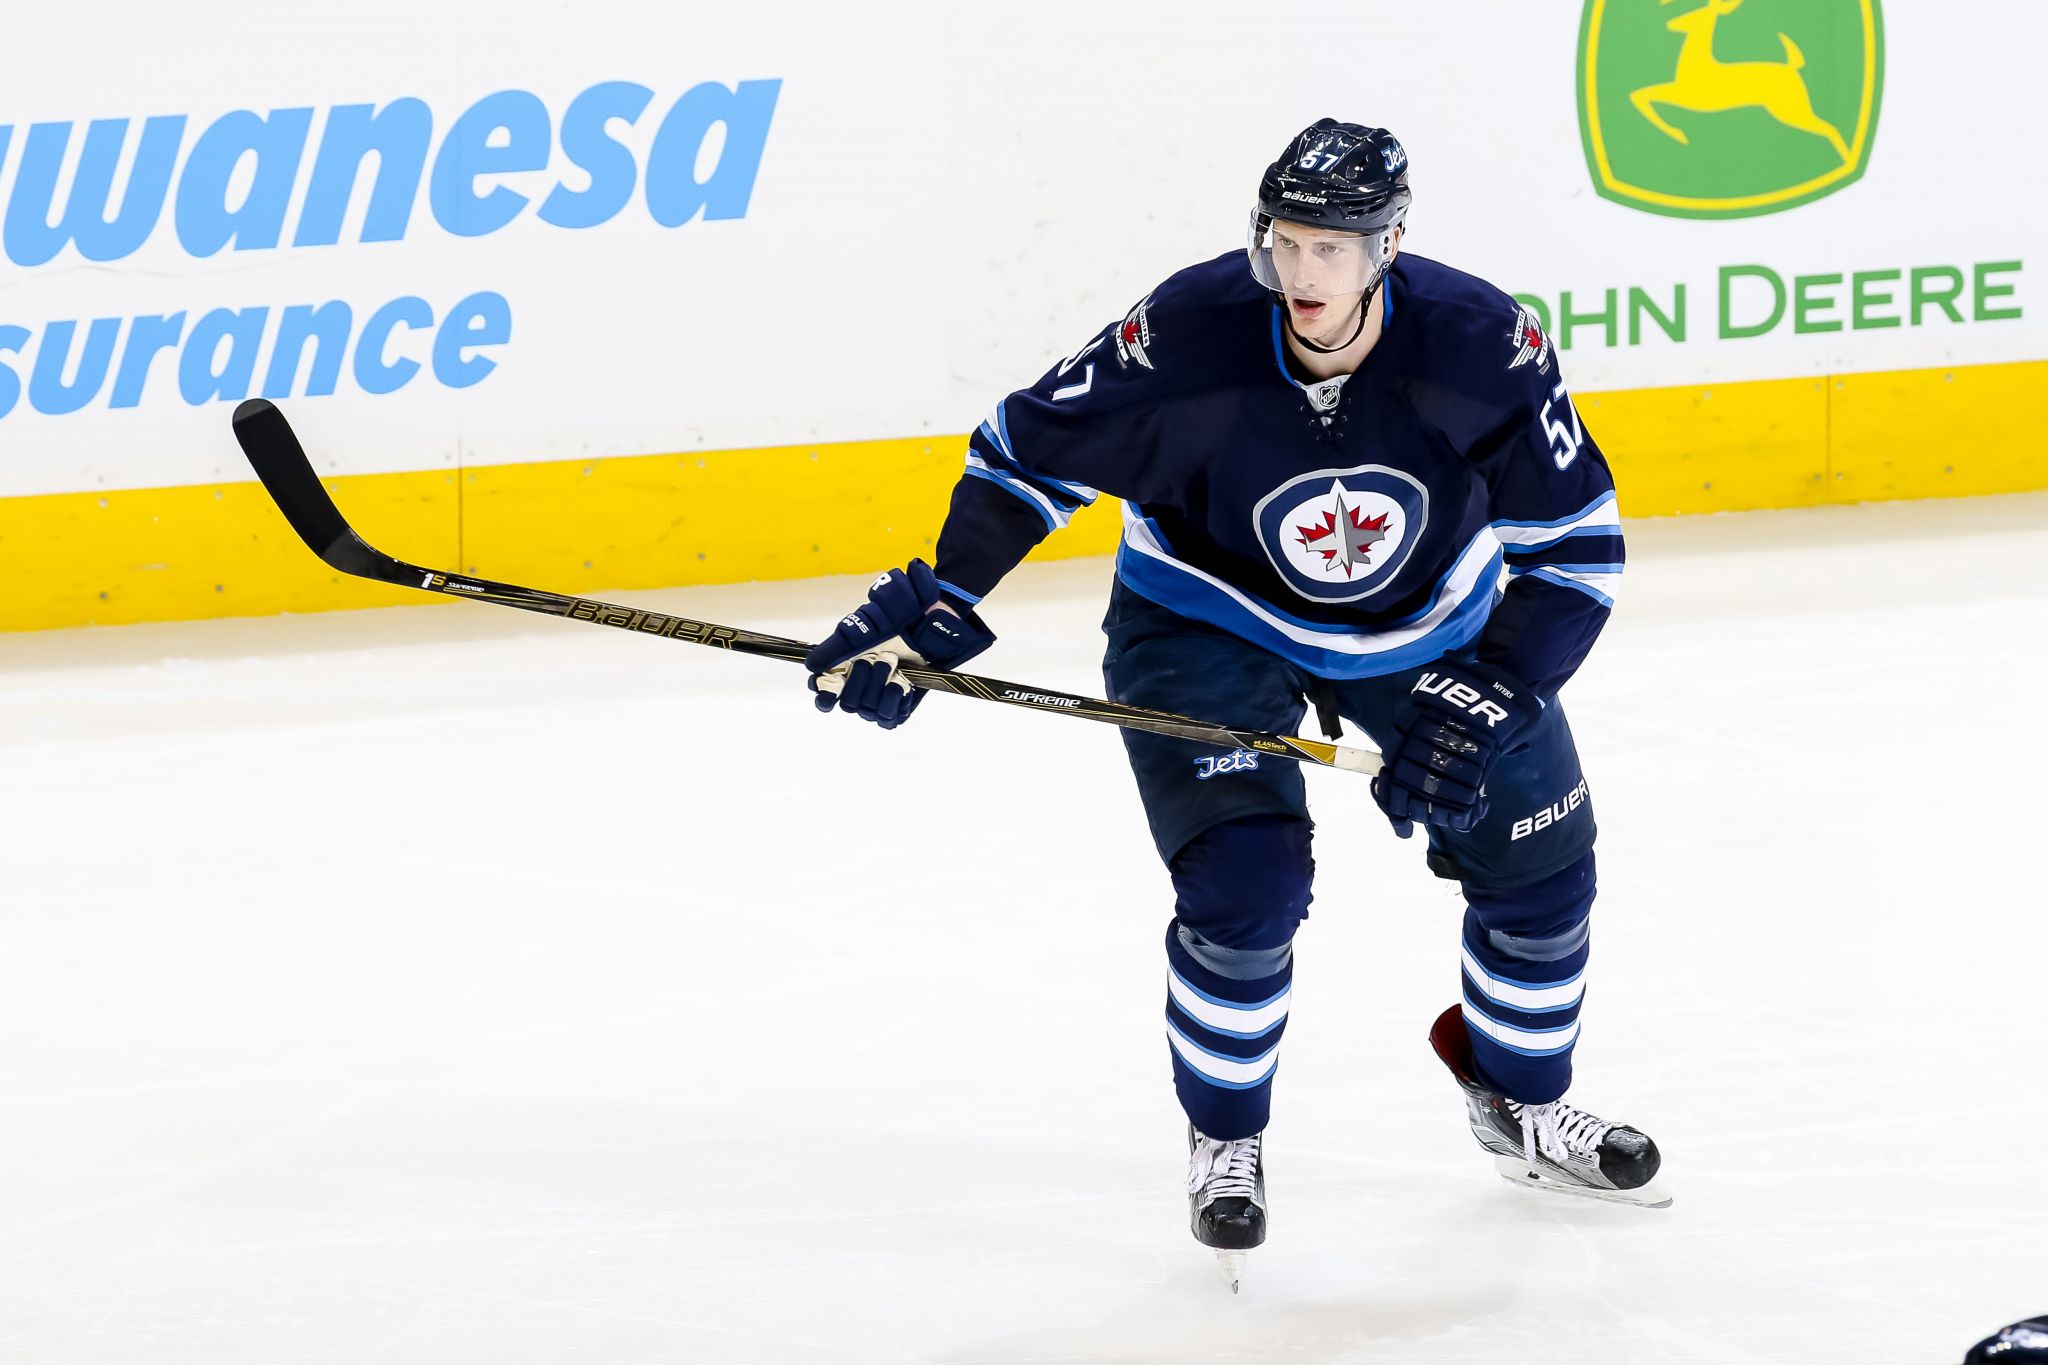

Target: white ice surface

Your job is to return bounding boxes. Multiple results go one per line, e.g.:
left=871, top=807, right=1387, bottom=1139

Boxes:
left=3, top=495, right=2046, bottom=1364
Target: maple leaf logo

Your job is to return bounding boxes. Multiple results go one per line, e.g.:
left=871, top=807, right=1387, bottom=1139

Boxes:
left=1295, top=485, right=1391, bottom=578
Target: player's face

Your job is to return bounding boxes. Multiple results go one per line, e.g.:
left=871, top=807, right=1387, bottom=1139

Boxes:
left=1264, top=222, right=1396, bottom=342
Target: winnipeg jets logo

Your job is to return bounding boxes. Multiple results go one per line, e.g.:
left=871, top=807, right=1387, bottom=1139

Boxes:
left=1114, top=295, right=1155, bottom=370
left=1254, top=465, right=1429, bottom=604
left=1294, top=487, right=1391, bottom=578
left=1194, top=749, right=1261, bottom=780
left=1507, top=305, right=1551, bottom=374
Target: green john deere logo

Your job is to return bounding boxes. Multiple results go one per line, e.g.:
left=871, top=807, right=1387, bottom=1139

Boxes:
left=1578, top=0, right=1884, bottom=218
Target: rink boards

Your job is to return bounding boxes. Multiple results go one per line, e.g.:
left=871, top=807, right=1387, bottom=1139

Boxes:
left=3, top=353, right=2043, bottom=631
left=3, top=4, right=2044, bottom=632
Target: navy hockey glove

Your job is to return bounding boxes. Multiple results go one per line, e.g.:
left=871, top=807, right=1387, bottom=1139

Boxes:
left=1372, top=661, right=1542, bottom=838
left=804, top=560, right=995, bottom=729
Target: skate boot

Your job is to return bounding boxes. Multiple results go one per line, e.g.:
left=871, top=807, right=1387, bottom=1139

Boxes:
left=1429, top=1005, right=1670, bottom=1208
left=1188, top=1126, right=1265, bottom=1292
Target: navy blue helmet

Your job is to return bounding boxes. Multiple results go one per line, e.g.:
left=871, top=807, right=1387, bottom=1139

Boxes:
left=1256, top=118, right=1412, bottom=236
left=1247, top=119, right=1412, bottom=308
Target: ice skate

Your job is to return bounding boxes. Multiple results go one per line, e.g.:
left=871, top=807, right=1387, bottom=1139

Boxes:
left=1187, top=1126, right=1265, bottom=1291
left=1429, top=1005, right=1670, bottom=1208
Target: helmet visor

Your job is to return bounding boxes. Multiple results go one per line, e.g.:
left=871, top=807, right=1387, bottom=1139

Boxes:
left=1246, top=211, right=1397, bottom=302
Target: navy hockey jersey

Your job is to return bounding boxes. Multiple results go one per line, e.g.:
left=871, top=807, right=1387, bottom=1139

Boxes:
left=931, top=251, right=1623, bottom=696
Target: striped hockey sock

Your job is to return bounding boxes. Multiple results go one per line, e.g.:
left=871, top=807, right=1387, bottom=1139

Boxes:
left=1163, top=921, right=1292, bottom=1141
left=1458, top=852, right=1596, bottom=1105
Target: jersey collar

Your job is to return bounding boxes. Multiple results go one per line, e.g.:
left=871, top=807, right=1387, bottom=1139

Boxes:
left=1268, top=269, right=1399, bottom=388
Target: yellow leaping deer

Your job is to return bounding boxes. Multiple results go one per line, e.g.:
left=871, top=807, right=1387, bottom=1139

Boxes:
left=1630, top=0, right=1852, bottom=165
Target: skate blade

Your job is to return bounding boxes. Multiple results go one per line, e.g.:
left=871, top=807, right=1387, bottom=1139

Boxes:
left=1492, top=1154, right=1673, bottom=1209
left=1214, top=1250, right=1246, bottom=1293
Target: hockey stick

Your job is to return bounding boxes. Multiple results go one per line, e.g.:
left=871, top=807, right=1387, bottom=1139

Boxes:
left=229, top=399, right=1382, bottom=777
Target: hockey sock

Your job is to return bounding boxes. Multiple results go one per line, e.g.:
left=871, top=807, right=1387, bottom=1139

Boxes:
left=1458, top=851, right=1596, bottom=1105
left=1163, top=922, right=1292, bottom=1141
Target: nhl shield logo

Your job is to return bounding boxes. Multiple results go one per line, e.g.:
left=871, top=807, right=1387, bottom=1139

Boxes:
left=1254, top=465, right=1429, bottom=604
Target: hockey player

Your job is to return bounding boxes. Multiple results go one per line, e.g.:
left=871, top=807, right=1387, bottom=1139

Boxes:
left=804, top=119, right=1666, bottom=1286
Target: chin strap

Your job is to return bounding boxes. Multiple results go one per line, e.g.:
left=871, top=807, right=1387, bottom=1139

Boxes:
left=1279, top=276, right=1381, bottom=355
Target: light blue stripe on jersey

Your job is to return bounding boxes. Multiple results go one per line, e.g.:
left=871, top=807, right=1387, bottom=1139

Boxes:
left=977, top=404, right=1098, bottom=505
left=1116, top=508, right=1502, bottom=681
left=1016, top=425, right=1102, bottom=502
left=1492, top=489, right=1618, bottom=534
left=1043, top=480, right=1098, bottom=504
left=963, top=464, right=1061, bottom=533
left=970, top=455, right=1084, bottom=517
left=979, top=401, right=1018, bottom=462
left=977, top=418, right=1007, bottom=461
left=1512, top=562, right=1624, bottom=576
left=994, top=401, right=1015, bottom=461
left=1492, top=493, right=1622, bottom=558
left=1515, top=565, right=1617, bottom=608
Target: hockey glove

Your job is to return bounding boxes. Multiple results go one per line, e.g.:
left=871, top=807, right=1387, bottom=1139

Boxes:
left=804, top=560, right=995, bottom=729
left=1372, top=660, right=1542, bottom=838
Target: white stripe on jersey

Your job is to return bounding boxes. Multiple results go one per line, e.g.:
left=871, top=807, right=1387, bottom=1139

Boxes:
left=965, top=453, right=1073, bottom=530
left=1512, top=564, right=1620, bottom=607
left=1120, top=508, right=1504, bottom=660
left=1490, top=491, right=1621, bottom=550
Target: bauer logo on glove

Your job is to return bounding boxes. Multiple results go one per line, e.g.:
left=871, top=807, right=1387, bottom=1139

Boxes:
left=1411, top=670, right=1518, bottom=729
left=1373, top=659, right=1543, bottom=837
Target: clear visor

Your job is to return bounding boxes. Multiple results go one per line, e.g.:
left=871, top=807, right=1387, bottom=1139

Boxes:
left=1246, top=211, right=1397, bottom=302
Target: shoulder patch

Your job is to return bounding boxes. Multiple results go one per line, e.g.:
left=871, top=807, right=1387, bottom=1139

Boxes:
left=1114, top=295, right=1155, bottom=371
left=1507, top=304, right=1551, bottom=375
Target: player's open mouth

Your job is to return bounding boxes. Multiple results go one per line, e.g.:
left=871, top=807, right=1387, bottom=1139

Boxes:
left=1289, top=298, right=1325, bottom=319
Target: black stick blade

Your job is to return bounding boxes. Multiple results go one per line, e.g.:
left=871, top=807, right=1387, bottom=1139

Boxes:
left=231, top=398, right=415, bottom=585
